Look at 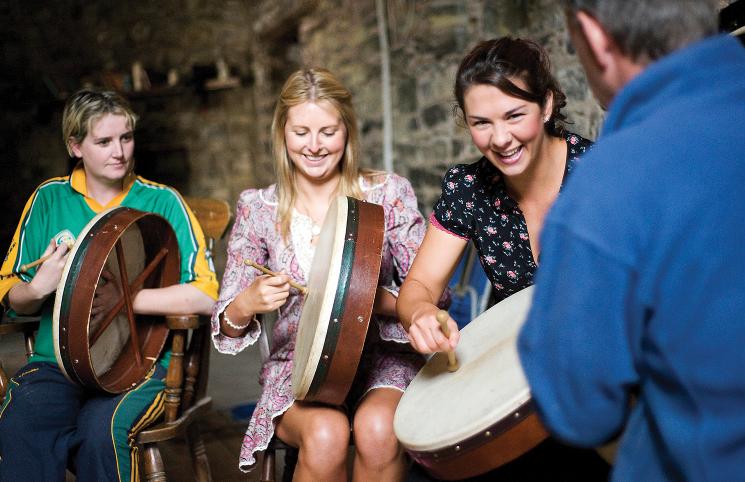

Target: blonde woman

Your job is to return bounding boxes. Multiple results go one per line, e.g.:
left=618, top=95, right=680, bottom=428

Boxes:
left=211, top=68, right=428, bottom=481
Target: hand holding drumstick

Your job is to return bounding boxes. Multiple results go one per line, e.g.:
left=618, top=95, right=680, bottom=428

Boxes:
left=0, top=232, right=75, bottom=281
left=436, top=310, right=459, bottom=372
left=244, top=260, right=307, bottom=294
left=405, top=305, right=460, bottom=371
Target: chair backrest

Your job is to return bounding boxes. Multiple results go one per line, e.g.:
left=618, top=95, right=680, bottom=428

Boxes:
left=168, top=196, right=231, bottom=414
left=185, top=196, right=232, bottom=245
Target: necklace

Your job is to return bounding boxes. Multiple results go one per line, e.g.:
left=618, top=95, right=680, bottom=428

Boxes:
left=296, top=201, right=323, bottom=239
left=311, top=220, right=321, bottom=237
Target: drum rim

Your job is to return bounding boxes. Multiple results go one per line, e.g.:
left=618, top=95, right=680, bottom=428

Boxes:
left=292, top=196, right=349, bottom=399
left=53, top=207, right=120, bottom=386
left=404, top=398, right=538, bottom=460
left=305, top=198, right=384, bottom=404
left=394, top=286, right=536, bottom=451
left=53, top=206, right=177, bottom=393
left=306, top=197, right=359, bottom=396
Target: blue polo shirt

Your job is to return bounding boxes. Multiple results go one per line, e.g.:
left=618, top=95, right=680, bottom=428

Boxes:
left=518, top=35, right=745, bottom=481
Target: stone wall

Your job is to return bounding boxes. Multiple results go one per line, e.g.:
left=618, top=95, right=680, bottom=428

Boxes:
left=0, top=0, right=618, bottom=270
left=255, top=0, right=604, bottom=213
left=0, top=1, right=265, bottom=269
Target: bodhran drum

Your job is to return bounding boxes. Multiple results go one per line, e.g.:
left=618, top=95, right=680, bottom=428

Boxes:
left=292, top=195, right=385, bottom=405
left=53, top=207, right=181, bottom=394
left=394, top=285, right=548, bottom=480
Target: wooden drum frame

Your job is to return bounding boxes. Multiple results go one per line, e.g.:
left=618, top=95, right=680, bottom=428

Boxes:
left=53, top=207, right=181, bottom=394
left=394, top=286, right=548, bottom=480
left=292, top=196, right=385, bottom=406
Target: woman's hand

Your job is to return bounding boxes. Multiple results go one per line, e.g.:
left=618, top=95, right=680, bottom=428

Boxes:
left=28, top=239, right=69, bottom=298
left=233, top=274, right=291, bottom=317
left=406, top=303, right=460, bottom=354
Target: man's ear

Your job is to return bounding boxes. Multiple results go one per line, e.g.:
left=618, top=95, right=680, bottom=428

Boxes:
left=575, top=10, right=614, bottom=73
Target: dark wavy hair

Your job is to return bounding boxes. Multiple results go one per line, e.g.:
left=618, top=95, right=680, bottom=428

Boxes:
left=454, top=37, right=568, bottom=137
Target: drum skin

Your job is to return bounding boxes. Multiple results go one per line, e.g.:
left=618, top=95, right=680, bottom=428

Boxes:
left=292, top=196, right=385, bottom=405
left=394, top=286, right=548, bottom=480
left=53, top=207, right=180, bottom=394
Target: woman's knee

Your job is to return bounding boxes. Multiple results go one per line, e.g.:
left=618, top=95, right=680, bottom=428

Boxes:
left=299, top=412, right=350, bottom=459
left=353, top=403, right=400, bottom=459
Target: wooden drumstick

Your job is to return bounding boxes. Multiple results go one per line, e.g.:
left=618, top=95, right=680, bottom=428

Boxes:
left=0, top=239, right=75, bottom=279
left=436, top=310, right=459, bottom=372
left=244, top=259, right=308, bottom=294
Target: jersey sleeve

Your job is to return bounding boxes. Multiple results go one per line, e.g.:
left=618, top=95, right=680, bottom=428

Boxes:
left=161, top=190, right=219, bottom=300
left=0, top=188, right=48, bottom=308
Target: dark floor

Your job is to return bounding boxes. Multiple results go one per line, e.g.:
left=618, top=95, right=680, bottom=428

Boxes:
left=157, top=409, right=267, bottom=481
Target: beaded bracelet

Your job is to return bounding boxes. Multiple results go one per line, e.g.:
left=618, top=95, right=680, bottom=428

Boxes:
left=222, top=311, right=255, bottom=331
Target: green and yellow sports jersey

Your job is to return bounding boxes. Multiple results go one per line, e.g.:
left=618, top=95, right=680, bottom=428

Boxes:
left=0, top=163, right=218, bottom=364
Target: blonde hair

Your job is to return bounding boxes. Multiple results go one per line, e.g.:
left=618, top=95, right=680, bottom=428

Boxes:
left=272, top=68, right=370, bottom=239
left=62, top=89, right=137, bottom=157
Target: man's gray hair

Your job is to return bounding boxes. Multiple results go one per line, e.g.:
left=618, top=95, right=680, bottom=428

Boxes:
left=562, top=0, right=719, bottom=62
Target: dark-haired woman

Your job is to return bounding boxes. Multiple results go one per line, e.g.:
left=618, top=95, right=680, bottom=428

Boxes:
left=398, top=37, right=609, bottom=480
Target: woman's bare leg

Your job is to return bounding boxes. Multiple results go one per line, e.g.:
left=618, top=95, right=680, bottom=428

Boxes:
left=352, top=388, right=407, bottom=482
left=275, top=401, right=350, bottom=482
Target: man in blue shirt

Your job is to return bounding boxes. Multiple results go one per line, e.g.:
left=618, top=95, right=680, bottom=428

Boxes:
left=518, top=1, right=745, bottom=480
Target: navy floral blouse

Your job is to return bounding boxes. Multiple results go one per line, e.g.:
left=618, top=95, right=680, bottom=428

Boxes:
left=431, top=132, right=592, bottom=303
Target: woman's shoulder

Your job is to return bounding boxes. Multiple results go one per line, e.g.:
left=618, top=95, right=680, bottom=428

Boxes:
left=234, top=184, right=278, bottom=223
left=564, top=131, right=594, bottom=157
left=237, top=184, right=278, bottom=206
left=360, top=170, right=416, bottom=194
left=441, top=158, right=494, bottom=194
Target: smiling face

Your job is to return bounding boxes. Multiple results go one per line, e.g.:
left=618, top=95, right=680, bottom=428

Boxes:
left=284, top=100, right=347, bottom=184
left=70, top=113, right=134, bottom=191
left=464, top=81, right=552, bottom=179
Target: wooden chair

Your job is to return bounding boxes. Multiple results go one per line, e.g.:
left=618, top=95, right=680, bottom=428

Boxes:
left=136, top=196, right=231, bottom=482
left=0, top=196, right=232, bottom=482
left=0, top=316, right=40, bottom=397
left=261, top=437, right=298, bottom=482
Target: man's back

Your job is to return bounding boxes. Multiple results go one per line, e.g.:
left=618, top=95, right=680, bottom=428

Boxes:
left=520, top=34, right=745, bottom=481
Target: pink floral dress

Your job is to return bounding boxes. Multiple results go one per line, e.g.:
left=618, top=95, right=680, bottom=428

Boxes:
left=211, top=173, right=427, bottom=472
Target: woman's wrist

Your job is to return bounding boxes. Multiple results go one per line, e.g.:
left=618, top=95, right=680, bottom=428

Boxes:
left=222, top=310, right=253, bottom=330
left=219, top=302, right=256, bottom=337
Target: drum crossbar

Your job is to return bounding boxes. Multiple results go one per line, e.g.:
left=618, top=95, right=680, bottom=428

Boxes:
left=89, top=246, right=170, bottom=346
left=115, top=240, right=143, bottom=367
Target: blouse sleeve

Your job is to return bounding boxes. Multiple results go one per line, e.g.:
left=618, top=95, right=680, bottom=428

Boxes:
left=379, top=173, right=426, bottom=297
left=210, top=189, right=268, bottom=354
left=431, top=164, right=475, bottom=240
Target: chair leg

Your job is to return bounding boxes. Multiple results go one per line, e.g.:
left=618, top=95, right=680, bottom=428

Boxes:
left=186, top=422, right=212, bottom=482
left=282, top=448, right=298, bottom=482
left=261, top=448, right=276, bottom=482
left=141, top=443, right=167, bottom=482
